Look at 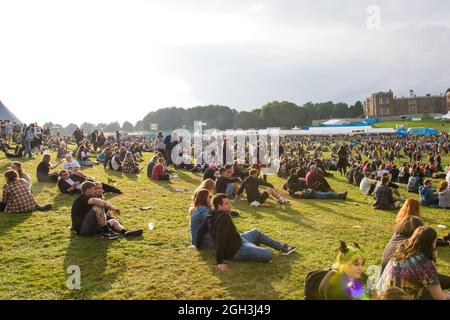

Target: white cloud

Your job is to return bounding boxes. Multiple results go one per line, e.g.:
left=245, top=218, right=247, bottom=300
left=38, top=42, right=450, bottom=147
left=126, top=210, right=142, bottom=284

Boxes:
left=0, top=0, right=448, bottom=126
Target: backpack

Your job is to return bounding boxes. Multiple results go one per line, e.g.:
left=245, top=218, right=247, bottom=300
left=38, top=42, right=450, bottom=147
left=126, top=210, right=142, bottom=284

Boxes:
left=304, top=269, right=331, bottom=300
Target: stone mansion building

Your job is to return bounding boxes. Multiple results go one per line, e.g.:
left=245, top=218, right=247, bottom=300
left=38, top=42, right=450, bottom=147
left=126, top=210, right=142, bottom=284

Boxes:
left=364, top=89, right=449, bottom=118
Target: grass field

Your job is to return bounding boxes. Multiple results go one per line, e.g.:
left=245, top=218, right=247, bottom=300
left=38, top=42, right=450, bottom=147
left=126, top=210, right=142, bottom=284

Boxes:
left=0, top=147, right=449, bottom=300
left=373, top=119, right=450, bottom=132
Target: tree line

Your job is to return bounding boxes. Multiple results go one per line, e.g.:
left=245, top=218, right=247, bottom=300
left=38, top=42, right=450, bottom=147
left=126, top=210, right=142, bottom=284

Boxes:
left=44, top=100, right=364, bottom=134
left=142, top=100, right=364, bottom=130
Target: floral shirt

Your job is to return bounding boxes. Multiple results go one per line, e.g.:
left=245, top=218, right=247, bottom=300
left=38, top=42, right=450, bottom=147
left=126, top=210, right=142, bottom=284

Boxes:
left=376, top=253, right=440, bottom=299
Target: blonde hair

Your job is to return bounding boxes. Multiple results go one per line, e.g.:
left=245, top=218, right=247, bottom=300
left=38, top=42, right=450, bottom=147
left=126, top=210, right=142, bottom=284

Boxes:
left=194, top=179, right=216, bottom=196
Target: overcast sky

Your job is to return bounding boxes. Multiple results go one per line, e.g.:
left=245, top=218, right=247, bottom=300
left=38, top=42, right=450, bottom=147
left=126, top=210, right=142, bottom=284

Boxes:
left=0, top=0, right=449, bottom=126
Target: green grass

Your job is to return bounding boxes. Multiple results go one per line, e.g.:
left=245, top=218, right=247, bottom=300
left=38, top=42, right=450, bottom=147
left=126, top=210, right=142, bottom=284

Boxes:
left=373, top=119, right=450, bottom=132
left=0, top=149, right=449, bottom=300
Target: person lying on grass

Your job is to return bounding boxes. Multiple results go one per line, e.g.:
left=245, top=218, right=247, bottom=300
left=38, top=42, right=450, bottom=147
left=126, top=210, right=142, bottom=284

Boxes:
left=71, top=181, right=141, bottom=240
left=58, top=169, right=122, bottom=195
left=235, top=169, right=289, bottom=206
left=195, top=193, right=296, bottom=272
left=1, top=170, right=52, bottom=213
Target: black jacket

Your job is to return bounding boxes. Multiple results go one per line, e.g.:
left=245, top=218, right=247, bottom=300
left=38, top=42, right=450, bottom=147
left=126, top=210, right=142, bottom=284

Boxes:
left=196, top=210, right=242, bottom=264
left=237, top=176, right=273, bottom=203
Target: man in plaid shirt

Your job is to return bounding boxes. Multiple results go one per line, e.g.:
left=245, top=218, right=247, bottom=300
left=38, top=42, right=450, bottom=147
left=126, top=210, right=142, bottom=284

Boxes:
left=1, top=170, right=52, bottom=213
left=373, top=175, right=401, bottom=210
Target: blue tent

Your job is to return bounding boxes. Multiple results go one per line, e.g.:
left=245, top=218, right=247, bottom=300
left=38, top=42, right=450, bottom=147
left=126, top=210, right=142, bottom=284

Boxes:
left=363, top=118, right=379, bottom=125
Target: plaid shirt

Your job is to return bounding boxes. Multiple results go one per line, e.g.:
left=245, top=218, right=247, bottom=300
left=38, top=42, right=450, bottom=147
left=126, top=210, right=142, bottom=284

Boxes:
left=373, top=184, right=395, bottom=210
left=2, top=179, right=37, bottom=213
left=122, top=157, right=138, bottom=174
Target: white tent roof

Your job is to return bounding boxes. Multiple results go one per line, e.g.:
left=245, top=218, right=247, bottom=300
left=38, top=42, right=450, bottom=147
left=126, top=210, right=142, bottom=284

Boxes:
left=442, top=111, right=450, bottom=119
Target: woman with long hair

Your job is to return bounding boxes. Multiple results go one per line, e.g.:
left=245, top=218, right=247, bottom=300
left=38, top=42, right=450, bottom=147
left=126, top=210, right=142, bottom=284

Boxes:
left=76, top=145, right=93, bottom=167
left=377, top=226, right=450, bottom=300
left=36, top=153, right=63, bottom=183
left=10, top=161, right=31, bottom=186
left=188, top=189, right=214, bottom=249
left=438, top=180, right=450, bottom=209
left=194, top=178, right=216, bottom=197
left=395, top=199, right=421, bottom=224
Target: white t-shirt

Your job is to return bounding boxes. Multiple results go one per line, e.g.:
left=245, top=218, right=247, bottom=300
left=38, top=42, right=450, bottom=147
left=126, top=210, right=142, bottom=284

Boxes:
left=111, top=156, right=121, bottom=171
left=64, top=178, right=81, bottom=190
left=64, top=160, right=81, bottom=171
left=446, top=171, right=450, bottom=184
left=360, top=177, right=378, bottom=195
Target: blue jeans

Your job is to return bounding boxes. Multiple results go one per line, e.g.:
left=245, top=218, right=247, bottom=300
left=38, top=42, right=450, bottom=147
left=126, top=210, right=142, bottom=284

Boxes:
left=314, top=191, right=341, bottom=199
left=232, top=229, right=284, bottom=263
left=23, top=141, right=32, bottom=158
left=226, top=183, right=234, bottom=197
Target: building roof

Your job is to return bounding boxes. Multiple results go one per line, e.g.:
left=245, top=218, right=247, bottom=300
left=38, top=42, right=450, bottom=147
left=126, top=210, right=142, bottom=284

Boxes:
left=0, top=101, right=21, bottom=122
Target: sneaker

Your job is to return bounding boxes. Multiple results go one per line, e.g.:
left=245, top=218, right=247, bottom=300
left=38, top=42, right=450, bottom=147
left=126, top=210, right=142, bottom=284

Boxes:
left=250, top=201, right=261, bottom=207
left=229, top=210, right=240, bottom=217
left=36, top=204, right=52, bottom=211
left=339, top=192, right=348, bottom=200
left=280, top=245, right=297, bottom=255
left=124, top=229, right=143, bottom=237
left=102, top=229, right=119, bottom=240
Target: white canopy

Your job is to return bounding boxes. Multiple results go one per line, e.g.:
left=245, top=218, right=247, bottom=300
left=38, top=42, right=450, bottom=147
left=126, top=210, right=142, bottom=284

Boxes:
left=442, top=111, right=450, bottom=119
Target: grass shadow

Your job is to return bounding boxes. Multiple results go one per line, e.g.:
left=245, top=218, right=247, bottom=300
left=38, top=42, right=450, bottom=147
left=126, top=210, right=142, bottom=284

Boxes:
left=62, top=233, right=125, bottom=299
left=0, top=212, right=33, bottom=238
left=198, top=247, right=298, bottom=299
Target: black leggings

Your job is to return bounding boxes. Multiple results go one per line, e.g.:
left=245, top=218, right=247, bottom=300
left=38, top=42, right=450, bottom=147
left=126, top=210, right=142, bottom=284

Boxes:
left=101, top=183, right=122, bottom=194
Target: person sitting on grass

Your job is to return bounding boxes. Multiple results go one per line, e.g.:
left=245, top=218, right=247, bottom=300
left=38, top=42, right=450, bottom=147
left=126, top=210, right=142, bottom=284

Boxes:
left=76, top=145, right=94, bottom=167
left=147, top=153, right=163, bottom=178
left=373, top=176, right=401, bottom=210
left=360, top=172, right=378, bottom=196
left=305, top=165, right=333, bottom=192
left=36, top=153, right=64, bottom=183
left=376, top=226, right=450, bottom=300
left=419, top=179, right=439, bottom=207
left=63, top=154, right=81, bottom=173
left=203, top=163, right=218, bottom=181
left=318, top=241, right=370, bottom=300
left=407, top=171, right=422, bottom=193
left=188, top=189, right=214, bottom=249
left=215, top=165, right=242, bottom=198
left=235, top=169, right=289, bottom=206
left=196, top=194, right=296, bottom=272
left=10, top=161, right=31, bottom=187
left=194, top=178, right=216, bottom=197
left=122, top=151, right=141, bottom=174
left=1, top=170, right=52, bottom=213
left=56, top=141, right=67, bottom=160
left=70, top=181, right=142, bottom=239
left=438, top=181, right=450, bottom=209
left=151, top=158, right=170, bottom=181
left=381, top=215, right=425, bottom=273
left=109, top=150, right=122, bottom=171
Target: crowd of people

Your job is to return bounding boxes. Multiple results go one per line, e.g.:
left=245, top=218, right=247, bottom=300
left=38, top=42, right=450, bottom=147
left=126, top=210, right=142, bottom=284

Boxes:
left=1, top=117, right=450, bottom=300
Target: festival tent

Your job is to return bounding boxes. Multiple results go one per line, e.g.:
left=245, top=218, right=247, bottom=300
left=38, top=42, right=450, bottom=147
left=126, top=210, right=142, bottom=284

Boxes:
left=442, top=111, right=450, bottom=120
left=0, top=100, right=21, bottom=122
